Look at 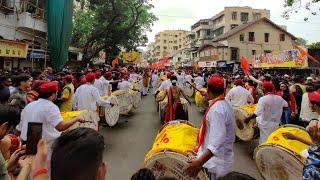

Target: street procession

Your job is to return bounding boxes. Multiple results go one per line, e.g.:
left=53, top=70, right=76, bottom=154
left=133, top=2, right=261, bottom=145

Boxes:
left=0, top=0, right=320, bottom=180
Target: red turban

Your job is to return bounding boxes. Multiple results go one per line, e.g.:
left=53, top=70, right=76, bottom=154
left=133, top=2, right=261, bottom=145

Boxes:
left=104, top=72, right=112, bottom=78
left=208, top=76, right=224, bottom=89
left=262, top=82, right=275, bottom=92
left=64, top=75, right=73, bottom=82
left=95, top=72, right=101, bottom=79
left=86, top=73, right=96, bottom=82
left=39, top=82, right=58, bottom=93
left=234, top=79, right=243, bottom=86
left=309, top=92, right=320, bottom=104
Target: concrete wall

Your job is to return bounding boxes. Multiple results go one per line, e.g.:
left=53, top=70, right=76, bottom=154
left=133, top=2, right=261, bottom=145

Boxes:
left=225, top=20, right=295, bottom=62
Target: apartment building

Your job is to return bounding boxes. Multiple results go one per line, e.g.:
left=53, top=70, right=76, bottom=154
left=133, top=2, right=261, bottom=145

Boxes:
left=149, top=30, right=189, bottom=62
left=197, top=18, right=297, bottom=67
left=187, top=6, right=270, bottom=49
left=0, top=0, right=48, bottom=70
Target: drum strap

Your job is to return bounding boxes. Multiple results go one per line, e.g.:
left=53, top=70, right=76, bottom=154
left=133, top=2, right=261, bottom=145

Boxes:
left=194, top=95, right=225, bottom=153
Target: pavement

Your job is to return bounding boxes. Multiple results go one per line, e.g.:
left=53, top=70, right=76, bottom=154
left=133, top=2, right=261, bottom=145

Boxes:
left=100, top=94, right=263, bottom=180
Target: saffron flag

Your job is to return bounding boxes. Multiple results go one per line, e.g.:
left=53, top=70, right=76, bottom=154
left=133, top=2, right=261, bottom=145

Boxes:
left=295, top=45, right=320, bottom=64
left=112, top=57, right=119, bottom=68
left=240, top=56, right=250, bottom=76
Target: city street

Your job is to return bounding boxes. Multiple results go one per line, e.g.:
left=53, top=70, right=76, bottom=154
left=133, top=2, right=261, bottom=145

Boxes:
left=100, top=95, right=263, bottom=180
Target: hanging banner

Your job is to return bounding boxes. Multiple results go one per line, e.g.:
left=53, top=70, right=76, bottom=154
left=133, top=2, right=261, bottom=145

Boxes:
left=122, top=52, right=140, bottom=64
left=253, top=49, right=308, bottom=68
left=0, top=39, right=28, bottom=58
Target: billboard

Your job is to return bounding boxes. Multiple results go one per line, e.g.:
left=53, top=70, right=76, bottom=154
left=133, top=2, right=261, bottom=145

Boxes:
left=253, top=49, right=308, bottom=68
left=122, top=52, right=140, bottom=64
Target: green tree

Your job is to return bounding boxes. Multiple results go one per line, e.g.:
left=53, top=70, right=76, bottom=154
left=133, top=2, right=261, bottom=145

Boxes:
left=72, top=0, right=157, bottom=63
left=308, top=42, right=320, bottom=49
left=295, top=37, right=308, bottom=46
left=283, top=0, right=320, bottom=20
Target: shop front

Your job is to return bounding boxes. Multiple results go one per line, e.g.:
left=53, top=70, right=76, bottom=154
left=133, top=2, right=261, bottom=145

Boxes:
left=0, top=39, right=28, bottom=71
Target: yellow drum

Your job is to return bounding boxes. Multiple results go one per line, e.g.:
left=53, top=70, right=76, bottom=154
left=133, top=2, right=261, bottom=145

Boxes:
left=112, top=90, right=133, bottom=115
left=61, top=110, right=100, bottom=131
left=233, top=104, right=257, bottom=141
left=254, top=125, right=311, bottom=180
left=194, top=88, right=208, bottom=111
left=144, top=120, right=207, bottom=180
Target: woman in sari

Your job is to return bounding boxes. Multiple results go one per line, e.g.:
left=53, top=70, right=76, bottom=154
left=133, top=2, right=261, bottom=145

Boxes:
left=157, top=76, right=191, bottom=123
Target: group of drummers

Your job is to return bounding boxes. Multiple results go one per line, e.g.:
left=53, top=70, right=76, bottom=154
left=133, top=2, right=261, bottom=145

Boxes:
left=151, top=69, right=320, bottom=180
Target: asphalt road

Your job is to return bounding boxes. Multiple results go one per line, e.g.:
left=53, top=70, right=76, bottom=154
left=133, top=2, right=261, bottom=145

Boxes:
left=100, top=94, right=263, bottom=180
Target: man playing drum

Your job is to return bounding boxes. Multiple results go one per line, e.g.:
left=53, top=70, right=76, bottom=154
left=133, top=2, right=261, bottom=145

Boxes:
left=73, top=73, right=113, bottom=112
left=226, top=79, right=254, bottom=107
left=186, top=75, right=235, bottom=180
left=245, top=82, right=288, bottom=144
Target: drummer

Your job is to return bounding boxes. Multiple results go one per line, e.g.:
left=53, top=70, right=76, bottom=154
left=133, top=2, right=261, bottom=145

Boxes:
left=245, top=82, right=288, bottom=144
left=225, top=79, right=254, bottom=107
left=156, top=76, right=191, bottom=122
left=186, top=75, right=235, bottom=179
left=73, top=73, right=113, bottom=112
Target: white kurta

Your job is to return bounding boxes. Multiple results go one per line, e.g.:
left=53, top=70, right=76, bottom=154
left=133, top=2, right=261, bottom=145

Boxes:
left=129, top=73, right=140, bottom=83
left=225, top=86, right=254, bottom=107
left=99, top=76, right=112, bottom=96
left=93, top=78, right=104, bottom=96
left=197, top=100, right=235, bottom=179
left=157, top=79, right=172, bottom=91
left=17, top=98, right=63, bottom=167
left=73, top=84, right=110, bottom=111
left=300, top=93, right=319, bottom=122
left=194, top=76, right=205, bottom=89
left=255, top=94, right=288, bottom=144
left=185, top=75, right=193, bottom=83
left=117, top=80, right=133, bottom=92
left=176, top=74, right=185, bottom=86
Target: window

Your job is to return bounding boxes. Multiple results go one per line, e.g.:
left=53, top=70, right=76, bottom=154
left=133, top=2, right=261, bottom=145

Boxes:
left=280, top=34, right=285, bottom=41
left=264, top=50, right=272, bottom=54
left=231, top=24, right=238, bottom=29
left=164, top=40, right=167, bottom=43
left=249, top=32, right=255, bottom=42
left=175, top=35, right=178, bottom=37
left=174, top=40, right=177, bottom=43
left=241, top=12, right=249, bottom=22
left=264, top=33, right=269, bottom=43
left=240, top=34, right=244, bottom=41
left=253, top=13, right=262, bottom=20
left=206, top=29, right=211, bottom=36
left=252, top=50, right=256, bottom=55
left=179, top=45, right=182, bottom=48
left=232, top=12, right=237, bottom=20
left=164, top=46, right=167, bottom=50
left=231, top=48, right=239, bottom=61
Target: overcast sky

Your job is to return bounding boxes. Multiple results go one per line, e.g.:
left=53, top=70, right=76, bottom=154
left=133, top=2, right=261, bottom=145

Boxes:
left=146, top=0, right=320, bottom=46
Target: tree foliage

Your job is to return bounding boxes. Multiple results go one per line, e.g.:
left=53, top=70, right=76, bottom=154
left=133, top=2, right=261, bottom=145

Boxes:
left=72, top=0, right=158, bottom=62
left=283, top=0, right=320, bottom=20
left=308, top=42, right=320, bottom=49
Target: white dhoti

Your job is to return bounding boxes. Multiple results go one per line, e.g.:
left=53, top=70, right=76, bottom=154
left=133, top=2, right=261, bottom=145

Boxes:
left=257, top=121, right=279, bottom=144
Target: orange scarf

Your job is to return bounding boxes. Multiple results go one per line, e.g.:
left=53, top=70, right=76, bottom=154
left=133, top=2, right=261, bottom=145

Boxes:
left=194, top=95, right=225, bottom=153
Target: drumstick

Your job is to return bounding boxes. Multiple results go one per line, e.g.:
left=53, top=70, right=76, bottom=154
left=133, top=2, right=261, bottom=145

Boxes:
left=186, top=81, right=201, bottom=92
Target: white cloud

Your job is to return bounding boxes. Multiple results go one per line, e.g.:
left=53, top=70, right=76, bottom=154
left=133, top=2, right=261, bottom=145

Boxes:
left=146, top=0, right=320, bottom=45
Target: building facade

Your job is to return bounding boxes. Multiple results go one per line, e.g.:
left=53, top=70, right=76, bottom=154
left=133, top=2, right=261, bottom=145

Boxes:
left=188, top=6, right=270, bottom=48
left=148, top=30, right=189, bottom=62
left=0, top=0, right=48, bottom=70
left=197, top=18, right=297, bottom=67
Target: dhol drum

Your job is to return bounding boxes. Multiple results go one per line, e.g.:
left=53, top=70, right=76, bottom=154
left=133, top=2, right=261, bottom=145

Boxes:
left=233, top=104, right=258, bottom=141
left=112, top=90, right=133, bottom=115
left=183, top=83, right=194, bottom=98
left=61, top=110, right=100, bottom=131
left=129, top=89, right=141, bottom=110
left=155, top=91, right=165, bottom=112
left=99, top=96, right=120, bottom=127
left=194, top=88, right=208, bottom=111
left=158, top=97, right=189, bottom=123
left=144, top=120, right=207, bottom=180
left=254, top=124, right=311, bottom=180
